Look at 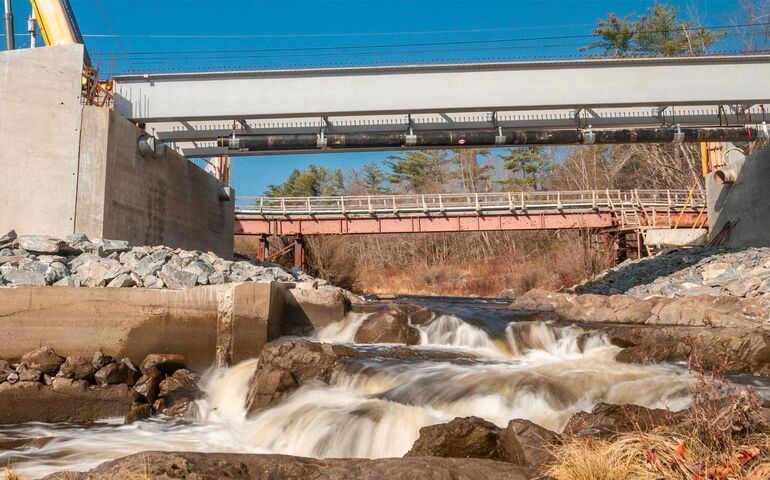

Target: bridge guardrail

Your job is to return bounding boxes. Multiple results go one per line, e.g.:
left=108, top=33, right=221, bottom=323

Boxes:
left=235, top=189, right=705, bottom=217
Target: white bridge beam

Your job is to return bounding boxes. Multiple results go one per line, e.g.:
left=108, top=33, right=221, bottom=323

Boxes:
left=112, top=55, right=770, bottom=157
left=114, top=55, right=770, bottom=122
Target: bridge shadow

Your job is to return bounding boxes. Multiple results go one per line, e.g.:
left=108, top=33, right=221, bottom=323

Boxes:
left=574, top=246, right=740, bottom=296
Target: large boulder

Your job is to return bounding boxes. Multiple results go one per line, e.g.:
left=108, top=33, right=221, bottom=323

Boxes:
left=501, top=419, right=560, bottom=468
left=21, top=346, right=65, bottom=376
left=405, top=417, right=508, bottom=461
left=16, top=235, right=65, bottom=254
left=58, top=356, right=97, bottom=382
left=563, top=403, right=682, bottom=439
left=140, top=354, right=187, bottom=375
left=246, top=340, right=360, bottom=413
left=354, top=306, right=421, bottom=345
left=245, top=339, right=475, bottom=414
left=157, top=369, right=202, bottom=417
left=42, top=452, right=530, bottom=480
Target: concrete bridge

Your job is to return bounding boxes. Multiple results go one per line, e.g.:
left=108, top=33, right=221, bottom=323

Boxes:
left=112, top=55, right=770, bottom=157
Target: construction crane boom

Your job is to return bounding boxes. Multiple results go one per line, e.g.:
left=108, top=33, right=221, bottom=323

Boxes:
left=29, top=0, right=90, bottom=65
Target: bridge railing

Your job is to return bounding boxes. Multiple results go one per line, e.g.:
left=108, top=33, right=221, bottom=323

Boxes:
left=235, top=189, right=705, bottom=217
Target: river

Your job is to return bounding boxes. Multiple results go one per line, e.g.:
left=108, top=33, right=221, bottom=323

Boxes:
left=0, top=296, right=696, bottom=478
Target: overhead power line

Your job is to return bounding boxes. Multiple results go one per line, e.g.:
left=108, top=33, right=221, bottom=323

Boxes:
left=92, top=21, right=770, bottom=59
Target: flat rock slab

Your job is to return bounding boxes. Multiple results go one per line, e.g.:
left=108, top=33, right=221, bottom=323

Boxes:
left=0, top=382, right=134, bottom=424
left=44, top=451, right=529, bottom=480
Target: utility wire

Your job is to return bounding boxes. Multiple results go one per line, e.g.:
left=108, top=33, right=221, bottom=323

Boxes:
left=92, top=21, right=770, bottom=58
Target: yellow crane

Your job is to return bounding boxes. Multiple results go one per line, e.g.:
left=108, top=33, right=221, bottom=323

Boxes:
left=29, top=0, right=90, bottom=64
left=26, top=0, right=111, bottom=103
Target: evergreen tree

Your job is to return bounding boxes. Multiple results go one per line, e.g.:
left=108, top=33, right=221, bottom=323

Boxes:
left=583, top=2, right=723, bottom=57
left=496, top=147, right=553, bottom=191
left=265, top=164, right=345, bottom=197
left=360, top=161, right=391, bottom=194
left=385, top=150, right=451, bottom=193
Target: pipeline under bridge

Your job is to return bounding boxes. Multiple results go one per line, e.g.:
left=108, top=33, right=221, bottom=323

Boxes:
left=112, top=54, right=770, bottom=157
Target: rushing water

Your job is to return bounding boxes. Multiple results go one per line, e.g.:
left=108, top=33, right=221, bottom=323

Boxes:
left=0, top=297, right=696, bottom=478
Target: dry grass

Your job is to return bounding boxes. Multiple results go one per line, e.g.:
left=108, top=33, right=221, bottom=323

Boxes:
left=355, top=238, right=610, bottom=296
left=1, top=464, right=19, bottom=480
left=546, top=366, right=770, bottom=480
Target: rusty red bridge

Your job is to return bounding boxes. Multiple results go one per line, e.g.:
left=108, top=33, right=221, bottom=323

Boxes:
left=235, top=189, right=705, bottom=236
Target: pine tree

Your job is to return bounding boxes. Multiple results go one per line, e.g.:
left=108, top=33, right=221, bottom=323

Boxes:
left=583, top=2, right=723, bottom=57
left=265, top=164, right=345, bottom=197
left=385, top=150, right=451, bottom=193
left=496, top=147, right=552, bottom=191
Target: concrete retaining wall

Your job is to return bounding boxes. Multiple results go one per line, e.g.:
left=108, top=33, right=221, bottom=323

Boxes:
left=0, top=44, right=85, bottom=236
left=76, top=107, right=234, bottom=257
left=707, top=146, right=770, bottom=247
left=0, top=44, right=234, bottom=257
left=0, top=282, right=282, bottom=371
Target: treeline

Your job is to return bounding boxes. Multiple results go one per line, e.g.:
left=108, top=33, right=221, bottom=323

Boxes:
left=241, top=1, right=769, bottom=295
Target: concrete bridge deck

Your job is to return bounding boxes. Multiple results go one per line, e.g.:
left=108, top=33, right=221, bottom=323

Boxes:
left=112, top=54, right=770, bottom=157
left=234, top=189, right=706, bottom=236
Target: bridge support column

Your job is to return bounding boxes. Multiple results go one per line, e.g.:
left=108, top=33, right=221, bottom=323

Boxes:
left=257, top=234, right=269, bottom=261
left=294, top=235, right=306, bottom=271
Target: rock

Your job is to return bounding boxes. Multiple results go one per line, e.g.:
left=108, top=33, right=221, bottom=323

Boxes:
left=246, top=340, right=361, bottom=413
left=94, top=362, right=132, bottom=385
left=53, top=277, right=80, bottom=287
left=184, top=261, right=215, bottom=285
left=0, top=360, right=12, bottom=383
left=92, top=351, right=114, bottom=370
left=21, top=346, right=65, bottom=375
left=406, top=417, right=508, bottom=462
left=701, top=262, right=732, bottom=281
left=3, top=269, right=47, bottom=286
left=563, top=403, right=681, bottom=439
left=58, top=356, right=97, bottom=382
left=501, top=419, right=560, bottom=468
left=724, top=276, right=762, bottom=297
left=158, top=265, right=199, bottom=289
left=42, top=452, right=530, bottom=480
left=0, top=230, right=16, bottom=247
left=16, top=364, right=42, bottom=383
left=403, top=304, right=434, bottom=325
left=133, top=368, right=164, bottom=404
left=140, top=353, right=187, bottom=375
left=132, top=256, right=164, bottom=278
left=143, top=274, right=164, bottom=289
left=95, top=239, right=131, bottom=255
left=158, top=369, right=202, bottom=417
left=63, top=233, right=94, bottom=254
left=6, top=372, right=19, bottom=384
left=107, top=273, right=134, bottom=288
left=355, top=306, right=421, bottom=345
left=124, top=403, right=152, bottom=424
left=17, top=235, right=65, bottom=254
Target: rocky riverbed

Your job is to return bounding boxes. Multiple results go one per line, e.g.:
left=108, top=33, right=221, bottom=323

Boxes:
left=0, top=230, right=313, bottom=288
left=575, top=246, right=770, bottom=300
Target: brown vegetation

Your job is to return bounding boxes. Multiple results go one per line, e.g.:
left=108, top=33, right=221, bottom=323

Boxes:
left=546, top=365, right=770, bottom=480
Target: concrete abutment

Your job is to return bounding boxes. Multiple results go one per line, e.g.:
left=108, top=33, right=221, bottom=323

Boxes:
left=0, top=44, right=234, bottom=257
left=0, top=282, right=347, bottom=372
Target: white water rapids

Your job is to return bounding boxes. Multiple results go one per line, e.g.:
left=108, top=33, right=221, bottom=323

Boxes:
left=0, top=306, right=695, bottom=478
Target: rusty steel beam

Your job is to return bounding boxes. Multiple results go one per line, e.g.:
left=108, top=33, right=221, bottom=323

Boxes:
left=235, top=211, right=704, bottom=236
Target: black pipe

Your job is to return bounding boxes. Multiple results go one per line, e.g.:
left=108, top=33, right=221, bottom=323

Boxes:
left=219, top=127, right=759, bottom=152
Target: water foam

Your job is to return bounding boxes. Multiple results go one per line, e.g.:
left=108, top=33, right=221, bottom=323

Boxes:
left=1, top=308, right=695, bottom=477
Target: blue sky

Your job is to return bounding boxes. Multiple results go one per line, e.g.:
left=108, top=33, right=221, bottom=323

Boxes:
left=1, top=0, right=748, bottom=195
